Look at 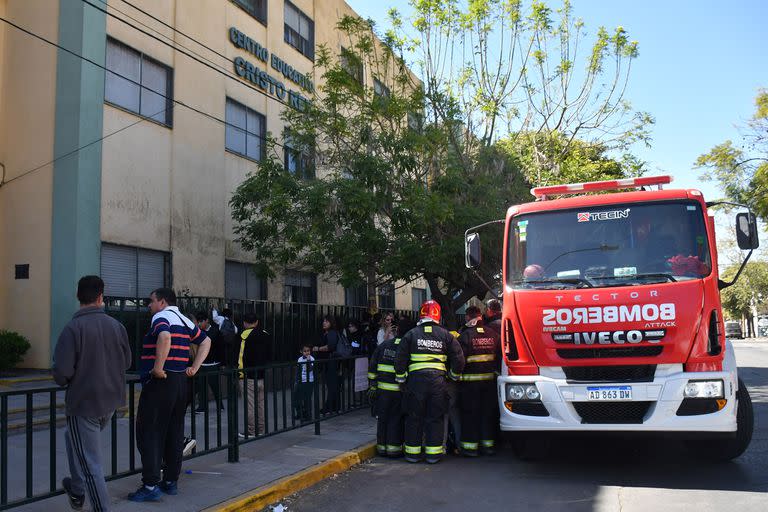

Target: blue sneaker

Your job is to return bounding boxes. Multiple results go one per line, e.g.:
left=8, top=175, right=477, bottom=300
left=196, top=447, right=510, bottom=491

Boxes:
left=127, top=485, right=162, bottom=502
left=159, top=480, right=178, bottom=495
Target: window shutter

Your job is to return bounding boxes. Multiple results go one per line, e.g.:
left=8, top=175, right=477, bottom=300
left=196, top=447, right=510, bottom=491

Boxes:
left=101, top=244, right=138, bottom=297
left=137, top=249, right=166, bottom=297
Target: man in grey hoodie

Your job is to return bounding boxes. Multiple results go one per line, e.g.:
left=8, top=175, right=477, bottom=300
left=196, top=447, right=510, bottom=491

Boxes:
left=52, top=275, right=132, bottom=511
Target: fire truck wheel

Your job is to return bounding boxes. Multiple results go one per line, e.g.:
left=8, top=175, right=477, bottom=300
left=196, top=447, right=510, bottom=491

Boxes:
left=689, top=378, right=754, bottom=462
left=510, top=433, right=551, bottom=461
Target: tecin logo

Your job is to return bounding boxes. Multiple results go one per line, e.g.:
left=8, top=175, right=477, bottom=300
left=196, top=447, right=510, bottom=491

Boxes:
left=577, top=209, right=631, bottom=222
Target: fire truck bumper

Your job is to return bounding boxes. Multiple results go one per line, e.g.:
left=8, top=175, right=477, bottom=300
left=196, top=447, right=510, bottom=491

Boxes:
left=498, top=346, right=739, bottom=433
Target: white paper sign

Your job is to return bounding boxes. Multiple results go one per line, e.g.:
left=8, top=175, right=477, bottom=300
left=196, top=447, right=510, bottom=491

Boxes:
left=354, top=357, right=369, bottom=392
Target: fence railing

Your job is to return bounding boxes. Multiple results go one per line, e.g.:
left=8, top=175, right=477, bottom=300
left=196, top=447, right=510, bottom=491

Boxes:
left=105, top=296, right=415, bottom=369
left=0, top=357, right=370, bottom=511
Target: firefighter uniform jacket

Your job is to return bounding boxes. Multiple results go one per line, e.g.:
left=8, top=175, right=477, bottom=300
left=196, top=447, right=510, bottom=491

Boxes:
left=368, top=337, right=405, bottom=456
left=368, top=338, right=402, bottom=392
left=457, top=323, right=501, bottom=382
left=457, top=321, right=501, bottom=454
left=394, top=322, right=464, bottom=382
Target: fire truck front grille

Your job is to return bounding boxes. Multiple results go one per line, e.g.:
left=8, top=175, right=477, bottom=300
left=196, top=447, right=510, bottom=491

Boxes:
left=562, top=365, right=657, bottom=383
left=573, top=401, right=652, bottom=424
left=557, top=346, right=663, bottom=360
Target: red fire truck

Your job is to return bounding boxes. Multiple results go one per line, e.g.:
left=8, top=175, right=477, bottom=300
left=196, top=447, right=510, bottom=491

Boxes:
left=465, top=175, right=759, bottom=460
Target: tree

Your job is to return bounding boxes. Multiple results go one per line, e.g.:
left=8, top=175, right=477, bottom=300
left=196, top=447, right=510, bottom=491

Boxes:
left=720, top=262, right=768, bottom=332
left=497, top=132, right=646, bottom=186
left=696, top=89, right=768, bottom=223
left=388, top=0, right=652, bottom=184
left=231, top=3, right=648, bottom=326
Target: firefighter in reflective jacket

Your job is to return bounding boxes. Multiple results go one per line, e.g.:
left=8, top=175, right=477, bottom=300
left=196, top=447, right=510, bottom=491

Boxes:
left=395, top=300, right=464, bottom=464
left=458, top=305, right=501, bottom=456
left=368, top=318, right=415, bottom=457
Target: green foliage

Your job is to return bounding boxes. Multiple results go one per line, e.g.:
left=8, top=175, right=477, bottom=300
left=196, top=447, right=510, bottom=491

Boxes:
left=720, top=262, right=768, bottom=320
left=0, top=330, right=31, bottom=372
left=497, top=132, right=643, bottom=186
left=230, top=3, right=648, bottom=325
left=696, top=89, right=768, bottom=223
left=394, top=0, right=652, bottom=178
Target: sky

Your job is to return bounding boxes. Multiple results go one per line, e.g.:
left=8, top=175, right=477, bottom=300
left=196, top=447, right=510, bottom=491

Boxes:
left=346, top=0, right=768, bottom=200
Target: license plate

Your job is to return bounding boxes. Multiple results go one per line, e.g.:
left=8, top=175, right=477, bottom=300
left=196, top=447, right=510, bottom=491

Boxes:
left=587, top=386, right=632, bottom=401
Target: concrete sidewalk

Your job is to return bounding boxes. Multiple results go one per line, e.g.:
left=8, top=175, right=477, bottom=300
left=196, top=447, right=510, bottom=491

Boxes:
left=13, top=409, right=376, bottom=512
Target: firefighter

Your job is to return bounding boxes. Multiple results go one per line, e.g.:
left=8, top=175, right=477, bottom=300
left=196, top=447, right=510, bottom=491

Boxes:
left=458, top=305, right=501, bottom=456
left=368, top=318, right=415, bottom=458
left=395, top=301, right=464, bottom=464
left=484, top=298, right=502, bottom=336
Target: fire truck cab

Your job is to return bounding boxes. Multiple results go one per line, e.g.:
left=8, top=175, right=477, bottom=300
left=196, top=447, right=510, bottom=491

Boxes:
left=465, top=176, right=759, bottom=461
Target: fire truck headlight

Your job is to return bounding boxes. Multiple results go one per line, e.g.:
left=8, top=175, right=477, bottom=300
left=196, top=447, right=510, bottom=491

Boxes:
left=507, top=385, right=525, bottom=401
left=506, top=384, right=540, bottom=401
left=525, top=385, right=541, bottom=400
left=683, top=380, right=724, bottom=399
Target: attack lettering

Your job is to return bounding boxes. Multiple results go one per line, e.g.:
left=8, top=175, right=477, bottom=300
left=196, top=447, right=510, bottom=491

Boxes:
left=542, top=304, right=676, bottom=326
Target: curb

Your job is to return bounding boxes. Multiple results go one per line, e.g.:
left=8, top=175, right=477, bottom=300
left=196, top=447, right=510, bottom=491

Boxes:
left=0, top=375, right=53, bottom=386
left=207, top=441, right=378, bottom=512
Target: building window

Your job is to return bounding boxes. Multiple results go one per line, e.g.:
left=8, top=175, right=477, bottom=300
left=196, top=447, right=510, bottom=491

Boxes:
left=284, top=1, right=314, bottom=60
left=373, top=78, right=390, bottom=99
left=378, top=284, right=395, bottom=310
left=407, top=112, right=423, bottom=132
left=105, top=38, right=173, bottom=127
left=411, top=287, right=427, bottom=311
left=100, top=243, right=171, bottom=298
left=340, top=47, right=364, bottom=85
left=232, top=0, right=267, bottom=25
left=284, top=130, right=315, bottom=179
left=345, top=284, right=368, bottom=308
left=225, top=260, right=267, bottom=300
left=284, top=270, right=317, bottom=304
left=225, top=97, right=266, bottom=161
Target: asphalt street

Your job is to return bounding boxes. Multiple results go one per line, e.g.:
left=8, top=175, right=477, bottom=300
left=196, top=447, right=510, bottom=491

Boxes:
left=278, top=340, right=768, bottom=512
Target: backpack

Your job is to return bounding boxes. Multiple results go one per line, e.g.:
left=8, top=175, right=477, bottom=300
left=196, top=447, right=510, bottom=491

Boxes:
left=334, top=330, right=353, bottom=358
left=219, top=318, right=239, bottom=366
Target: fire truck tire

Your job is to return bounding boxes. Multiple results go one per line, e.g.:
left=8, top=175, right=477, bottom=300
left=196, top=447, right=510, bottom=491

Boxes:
left=510, top=433, right=551, bottom=461
left=690, top=378, right=754, bottom=462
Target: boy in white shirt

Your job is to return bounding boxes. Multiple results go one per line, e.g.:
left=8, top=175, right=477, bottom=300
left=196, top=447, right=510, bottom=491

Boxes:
left=295, top=344, right=315, bottom=421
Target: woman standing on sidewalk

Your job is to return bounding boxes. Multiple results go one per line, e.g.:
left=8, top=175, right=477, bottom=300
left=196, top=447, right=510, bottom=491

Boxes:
left=313, top=315, right=340, bottom=414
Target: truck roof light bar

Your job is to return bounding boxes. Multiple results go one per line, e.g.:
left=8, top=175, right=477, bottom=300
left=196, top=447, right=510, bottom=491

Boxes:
left=531, top=175, right=673, bottom=200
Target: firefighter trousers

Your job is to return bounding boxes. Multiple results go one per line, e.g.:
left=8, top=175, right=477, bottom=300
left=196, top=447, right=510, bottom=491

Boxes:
left=375, top=389, right=404, bottom=456
left=403, top=371, right=448, bottom=462
left=459, top=381, right=497, bottom=454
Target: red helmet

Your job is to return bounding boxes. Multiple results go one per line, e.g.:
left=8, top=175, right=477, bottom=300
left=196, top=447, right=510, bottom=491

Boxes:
left=419, top=300, right=441, bottom=324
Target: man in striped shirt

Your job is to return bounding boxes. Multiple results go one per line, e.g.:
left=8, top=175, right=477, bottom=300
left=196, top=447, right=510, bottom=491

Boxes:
left=128, top=288, right=211, bottom=502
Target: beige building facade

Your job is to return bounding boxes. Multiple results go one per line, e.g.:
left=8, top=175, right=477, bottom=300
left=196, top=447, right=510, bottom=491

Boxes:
left=0, top=0, right=427, bottom=368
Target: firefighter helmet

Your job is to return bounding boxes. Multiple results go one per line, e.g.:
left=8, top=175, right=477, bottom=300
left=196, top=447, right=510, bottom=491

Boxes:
left=419, top=300, right=441, bottom=323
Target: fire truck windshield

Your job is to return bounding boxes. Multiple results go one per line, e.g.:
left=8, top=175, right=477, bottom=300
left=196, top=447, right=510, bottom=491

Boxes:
left=507, top=200, right=712, bottom=289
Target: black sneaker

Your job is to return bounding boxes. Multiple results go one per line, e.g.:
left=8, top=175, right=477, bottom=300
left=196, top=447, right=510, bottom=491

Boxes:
left=62, top=477, right=84, bottom=510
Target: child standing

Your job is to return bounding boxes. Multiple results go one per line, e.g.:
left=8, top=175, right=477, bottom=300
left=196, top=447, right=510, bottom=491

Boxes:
left=295, top=344, right=315, bottom=421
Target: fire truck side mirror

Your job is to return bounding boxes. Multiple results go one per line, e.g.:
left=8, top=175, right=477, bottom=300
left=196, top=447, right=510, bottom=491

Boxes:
left=465, top=232, right=481, bottom=268
left=736, top=212, right=759, bottom=250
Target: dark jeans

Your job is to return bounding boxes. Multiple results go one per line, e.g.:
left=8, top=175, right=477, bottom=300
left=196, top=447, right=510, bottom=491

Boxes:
left=137, top=372, right=187, bottom=486
left=294, top=381, right=314, bottom=420
left=195, top=364, right=222, bottom=409
left=323, top=360, right=340, bottom=412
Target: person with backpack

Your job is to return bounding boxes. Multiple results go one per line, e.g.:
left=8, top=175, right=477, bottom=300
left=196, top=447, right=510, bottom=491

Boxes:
left=212, top=307, right=238, bottom=368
